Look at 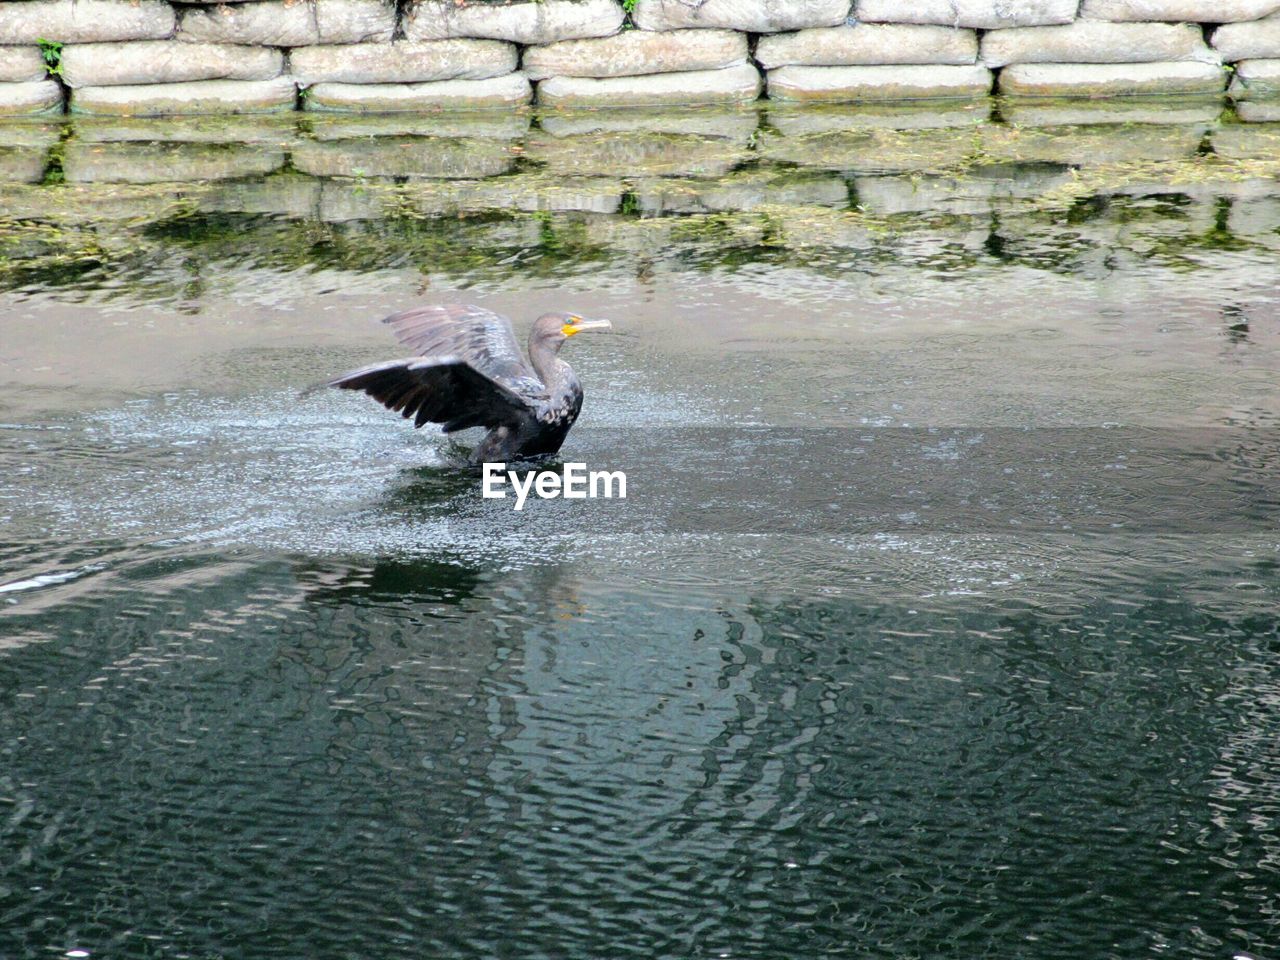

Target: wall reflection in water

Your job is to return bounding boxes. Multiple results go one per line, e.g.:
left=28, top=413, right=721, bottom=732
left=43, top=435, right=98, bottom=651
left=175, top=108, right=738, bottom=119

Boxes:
left=1, top=101, right=1278, bottom=304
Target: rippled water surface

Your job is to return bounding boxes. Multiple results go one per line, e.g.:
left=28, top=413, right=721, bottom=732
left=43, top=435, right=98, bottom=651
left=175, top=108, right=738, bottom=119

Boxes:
left=2, top=101, right=1279, bottom=959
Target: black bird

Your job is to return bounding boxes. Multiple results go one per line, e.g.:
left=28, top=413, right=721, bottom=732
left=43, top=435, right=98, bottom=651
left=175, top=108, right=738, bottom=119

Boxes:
left=320, top=304, right=612, bottom=463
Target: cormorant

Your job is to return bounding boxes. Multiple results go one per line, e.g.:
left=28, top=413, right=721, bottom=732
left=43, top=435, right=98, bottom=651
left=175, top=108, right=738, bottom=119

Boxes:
left=319, top=304, right=612, bottom=463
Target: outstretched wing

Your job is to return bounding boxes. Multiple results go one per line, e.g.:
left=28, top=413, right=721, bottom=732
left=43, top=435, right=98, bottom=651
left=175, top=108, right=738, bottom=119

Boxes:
left=326, top=356, right=533, bottom=433
left=382, top=304, right=545, bottom=398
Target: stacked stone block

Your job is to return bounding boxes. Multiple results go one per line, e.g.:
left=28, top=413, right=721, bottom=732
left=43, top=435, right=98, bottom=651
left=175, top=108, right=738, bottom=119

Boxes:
left=529, top=30, right=758, bottom=107
left=1214, top=11, right=1280, bottom=100
left=0, top=44, right=61, bottom=114
left=758, top=24, right=991, bottom=101
left=984, top=5, right=1228, bottom=98
left=2, top=0, right=1280, bottom=116
left=298, top=0, right=622, bottom=112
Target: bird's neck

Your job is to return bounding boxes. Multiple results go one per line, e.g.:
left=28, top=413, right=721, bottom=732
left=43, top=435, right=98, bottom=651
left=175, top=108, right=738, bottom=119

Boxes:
left=529, top=341, right=573, bottom=394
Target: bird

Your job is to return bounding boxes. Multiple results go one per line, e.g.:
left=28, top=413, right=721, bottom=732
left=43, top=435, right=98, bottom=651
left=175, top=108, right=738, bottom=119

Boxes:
left=317, top=304, right=612, bottom=464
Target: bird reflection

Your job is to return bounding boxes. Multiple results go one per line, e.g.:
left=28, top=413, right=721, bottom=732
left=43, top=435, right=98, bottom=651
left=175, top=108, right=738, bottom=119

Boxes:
left=295, top=555, right=483, bottom=608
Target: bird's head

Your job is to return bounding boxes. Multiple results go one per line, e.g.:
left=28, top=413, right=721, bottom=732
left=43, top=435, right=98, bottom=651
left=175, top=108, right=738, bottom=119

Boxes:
left=532, top=312, right=613, bottom=352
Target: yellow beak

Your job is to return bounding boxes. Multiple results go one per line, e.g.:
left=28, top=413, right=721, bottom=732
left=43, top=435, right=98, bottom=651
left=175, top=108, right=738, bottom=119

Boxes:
left=561, top=318, right=613, bottom=337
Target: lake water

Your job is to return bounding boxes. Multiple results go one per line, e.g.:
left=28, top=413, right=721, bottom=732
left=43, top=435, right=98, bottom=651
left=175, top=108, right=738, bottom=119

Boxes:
left=1, top=100, right=1278, bottom=959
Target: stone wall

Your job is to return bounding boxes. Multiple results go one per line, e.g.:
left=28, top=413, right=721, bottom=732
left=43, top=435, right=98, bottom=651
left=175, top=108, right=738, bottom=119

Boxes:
left=0, top=0, right=1279, bottom=116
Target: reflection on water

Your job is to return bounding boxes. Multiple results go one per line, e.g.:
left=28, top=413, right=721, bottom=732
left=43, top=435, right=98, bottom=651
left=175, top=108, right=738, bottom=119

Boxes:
left=1, top=101, right=1279, bottom=960
left=1, top=544, right=1278, bottom=958
left=0, top=102, right=1277, bottom=307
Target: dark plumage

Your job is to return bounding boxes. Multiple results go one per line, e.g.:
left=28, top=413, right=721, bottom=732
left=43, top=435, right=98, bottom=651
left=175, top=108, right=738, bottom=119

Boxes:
left=320, top=304, right=612, bottom=463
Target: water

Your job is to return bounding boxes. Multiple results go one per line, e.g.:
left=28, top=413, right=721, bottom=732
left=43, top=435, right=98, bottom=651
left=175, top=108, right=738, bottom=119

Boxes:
left=1, top=101, right=1279, bottom=959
